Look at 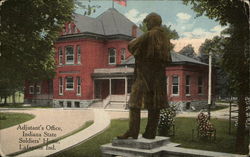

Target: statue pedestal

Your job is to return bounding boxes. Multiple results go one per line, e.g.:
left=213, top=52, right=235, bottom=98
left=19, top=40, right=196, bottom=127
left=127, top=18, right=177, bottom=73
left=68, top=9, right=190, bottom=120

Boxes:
left=101, top=135, right=179, bottom=157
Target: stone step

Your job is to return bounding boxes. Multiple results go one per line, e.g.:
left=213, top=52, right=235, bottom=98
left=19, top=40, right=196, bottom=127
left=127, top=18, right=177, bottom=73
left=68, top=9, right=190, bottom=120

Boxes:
left=112, top=135, right=170, bottom=150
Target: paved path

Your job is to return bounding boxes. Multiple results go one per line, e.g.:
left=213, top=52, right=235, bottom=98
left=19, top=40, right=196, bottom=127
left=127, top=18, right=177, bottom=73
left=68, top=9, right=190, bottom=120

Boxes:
left=16, top=109, right=110, bottom=157
left=0, top=109, right=94, bottom=156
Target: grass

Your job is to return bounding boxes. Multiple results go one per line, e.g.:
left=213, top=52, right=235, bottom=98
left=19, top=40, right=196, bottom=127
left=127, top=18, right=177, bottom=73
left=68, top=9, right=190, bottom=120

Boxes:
left=51, top=118, right=249, bottom=157
left=171, top=117, right=249, bottom=154
left=50, top=119, right=148, bottom=157
left=0, top=112, right=35, bottom=129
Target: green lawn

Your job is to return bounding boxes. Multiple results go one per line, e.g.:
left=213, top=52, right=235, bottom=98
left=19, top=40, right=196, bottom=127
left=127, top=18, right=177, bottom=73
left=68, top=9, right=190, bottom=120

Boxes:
left=171, top=117, right=249, bottom=154
left=51, top=117, right=249, bottom=157
left=0, top=112, right=35, bottom=129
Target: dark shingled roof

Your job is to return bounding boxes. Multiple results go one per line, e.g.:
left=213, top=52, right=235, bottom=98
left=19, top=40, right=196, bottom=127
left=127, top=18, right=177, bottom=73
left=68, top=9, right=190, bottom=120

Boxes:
left=123, top=52, right=208, bottom=66
left=73, top=8, right=143, bottom=37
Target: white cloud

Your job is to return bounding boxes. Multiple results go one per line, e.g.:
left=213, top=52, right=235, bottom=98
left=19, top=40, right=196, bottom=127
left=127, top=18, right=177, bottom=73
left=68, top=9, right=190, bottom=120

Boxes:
left=173, top=27, right=225, bottom=53
left=182, top=27, right=220, bottom=39
left=176, top=12, right=191, bottom=21
left=124, top=9, right=148, bottom=24
left=210, top=25, right=226, bottom=32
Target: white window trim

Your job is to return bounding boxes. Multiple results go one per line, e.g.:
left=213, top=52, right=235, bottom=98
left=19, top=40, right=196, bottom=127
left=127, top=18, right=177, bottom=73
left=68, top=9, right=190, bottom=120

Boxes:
left=108, top=48, right=116, bottom=65
left=35, top=85, right=41, bottom=95
left=185, top=75, right=191, bottom=96
left=65, top=46, right=74, bottom=65
left=172, top=75, right=179, bottom=96
left=121, top=48, right=126, bottom=62
left=77, top=77, right=81, bottom=96
left=77, top=45, right=81, bottom=64
left=59, top=77, right=64, bottom=95
left=29, top=85, right=34, bottom=94
left=66, top=77, right=74, bottom=91
left=59, top=47, right=63, bottom=65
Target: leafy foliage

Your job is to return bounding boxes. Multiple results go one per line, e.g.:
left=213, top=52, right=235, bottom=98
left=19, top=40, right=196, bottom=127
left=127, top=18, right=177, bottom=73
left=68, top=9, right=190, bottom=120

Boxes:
left=178, top=44, right=198, bottom=60
left=139, top=22, right=179, bottom=51
left=197, top=112, right=215, bottom=138
left=158, top=105, right=177, bottom=136
left=183, top=0, right=249, bottom=152
left=0, top=0, right=74, bottom=97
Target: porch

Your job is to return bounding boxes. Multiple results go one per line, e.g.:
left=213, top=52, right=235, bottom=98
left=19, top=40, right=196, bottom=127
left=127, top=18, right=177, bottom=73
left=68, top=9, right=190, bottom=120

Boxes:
left=91, top=67, right=134, bottom=109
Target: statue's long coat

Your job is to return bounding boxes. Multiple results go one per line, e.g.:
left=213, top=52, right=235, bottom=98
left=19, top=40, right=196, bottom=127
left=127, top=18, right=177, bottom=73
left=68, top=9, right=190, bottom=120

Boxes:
left=128, top=26, right=172, bottom=109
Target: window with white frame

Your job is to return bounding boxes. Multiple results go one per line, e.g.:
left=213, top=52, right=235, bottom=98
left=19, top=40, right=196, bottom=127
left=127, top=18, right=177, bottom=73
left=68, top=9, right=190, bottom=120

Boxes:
left=65, top=46, right=74, bottom=64
left=198, top=76, right=203, bottom=94
left=77, top=45, right=81, bottom=64
left=121, top=48, right=126, bottom=62
left=58, top=47, right=63, bottom=65
left=35, top=85, right=41, bottom=94
left=108, top=48, right=116, bottom=64
left=29, top=85, right=34, bottom=94
left=77, top=77, right=81, bottom=95
left=59, top=77, right=63, bottom=95
left=172, top=75, right=179, bottom=95
left=66, top=77, right=74, bottom=90
left=186, top=75, right=191, bottom=95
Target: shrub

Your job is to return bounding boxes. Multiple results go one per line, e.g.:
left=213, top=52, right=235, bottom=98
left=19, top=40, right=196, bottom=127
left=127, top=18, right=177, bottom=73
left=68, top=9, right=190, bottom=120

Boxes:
left=197, top=112, right=215, bottom=139
left=158, top=105, right=176, bottom=136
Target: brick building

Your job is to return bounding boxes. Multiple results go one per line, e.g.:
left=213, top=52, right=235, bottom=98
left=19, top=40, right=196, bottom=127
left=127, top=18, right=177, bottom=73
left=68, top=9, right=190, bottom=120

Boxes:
left=24, top=8, right=213, bottom=110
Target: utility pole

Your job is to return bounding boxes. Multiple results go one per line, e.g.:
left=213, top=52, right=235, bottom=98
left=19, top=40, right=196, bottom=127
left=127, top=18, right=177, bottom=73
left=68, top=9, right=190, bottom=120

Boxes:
left=208, top=51, right=212, bottom=119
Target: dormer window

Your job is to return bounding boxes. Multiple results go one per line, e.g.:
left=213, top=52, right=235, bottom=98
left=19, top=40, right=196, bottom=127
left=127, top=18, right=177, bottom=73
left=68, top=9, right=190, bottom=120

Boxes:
left=108, top=48, right=116, bottom=65
left=65, top=46, right=74, bottom=64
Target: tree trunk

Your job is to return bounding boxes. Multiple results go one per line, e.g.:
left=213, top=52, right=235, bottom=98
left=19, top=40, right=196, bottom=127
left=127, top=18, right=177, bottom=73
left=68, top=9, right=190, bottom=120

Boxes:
left=12, top=92, right=16, bottom=105
left=235, top=95, right=247, bottom=153
left=4, top=97, right=7, bottom=105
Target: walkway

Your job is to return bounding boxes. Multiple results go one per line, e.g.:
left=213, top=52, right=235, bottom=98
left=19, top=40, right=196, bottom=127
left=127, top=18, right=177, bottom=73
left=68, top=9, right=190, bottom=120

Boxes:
left=13, top=109, right=110, bottom=157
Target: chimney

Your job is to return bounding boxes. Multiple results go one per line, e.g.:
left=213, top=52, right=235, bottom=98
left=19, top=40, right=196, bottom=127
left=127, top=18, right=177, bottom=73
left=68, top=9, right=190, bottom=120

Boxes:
left=131, top=25, right=137, bottom=37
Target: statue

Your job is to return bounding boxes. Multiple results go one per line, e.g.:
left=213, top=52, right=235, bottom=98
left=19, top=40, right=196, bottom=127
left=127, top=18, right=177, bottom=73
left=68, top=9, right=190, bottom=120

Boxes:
left=117, top=13, right=172, bottom=139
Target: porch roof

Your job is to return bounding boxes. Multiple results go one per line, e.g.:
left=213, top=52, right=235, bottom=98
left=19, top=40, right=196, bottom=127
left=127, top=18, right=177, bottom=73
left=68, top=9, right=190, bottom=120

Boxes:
left=92, top=67, right=134, bottom=78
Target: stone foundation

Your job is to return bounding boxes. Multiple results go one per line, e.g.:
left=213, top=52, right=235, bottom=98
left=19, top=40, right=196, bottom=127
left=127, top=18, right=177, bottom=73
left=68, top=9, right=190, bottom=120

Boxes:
left=170, top=100, right=215, bottom=112
left=53, top=99, right=93, bottom=108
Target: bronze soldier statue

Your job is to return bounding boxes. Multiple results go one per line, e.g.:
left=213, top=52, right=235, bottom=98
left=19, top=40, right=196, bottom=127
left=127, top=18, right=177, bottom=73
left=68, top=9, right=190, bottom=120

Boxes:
left=117, top=12, right=172, bottom=139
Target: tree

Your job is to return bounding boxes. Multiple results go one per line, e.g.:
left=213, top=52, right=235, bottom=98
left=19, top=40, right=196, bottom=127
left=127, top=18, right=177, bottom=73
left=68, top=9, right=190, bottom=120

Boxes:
left=0, top=0, right=74, bottom=101
left=183, top=0, right=249, bottom=153
left=139, top=23, right=179, bottom=50
left=178, top=44, right=198, bottom=60
left=198, top=36, right=232, bottom=99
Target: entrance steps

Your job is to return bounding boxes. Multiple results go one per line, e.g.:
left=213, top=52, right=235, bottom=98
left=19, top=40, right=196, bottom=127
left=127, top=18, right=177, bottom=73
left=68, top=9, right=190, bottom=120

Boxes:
left=89, top=100, right=103, bottom=108
left=104, top=95, right=129, bottom=109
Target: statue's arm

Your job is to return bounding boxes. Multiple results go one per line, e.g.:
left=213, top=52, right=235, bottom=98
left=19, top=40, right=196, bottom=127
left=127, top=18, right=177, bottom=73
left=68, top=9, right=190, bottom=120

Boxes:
left=128, top=33, right=148, bottom=57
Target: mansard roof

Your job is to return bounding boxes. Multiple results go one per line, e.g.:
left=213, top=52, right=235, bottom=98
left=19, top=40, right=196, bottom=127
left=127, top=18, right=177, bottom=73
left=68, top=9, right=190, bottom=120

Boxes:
left=72, top=8, right=143, bottom=38
left=124, top=52, right=208, bottom=66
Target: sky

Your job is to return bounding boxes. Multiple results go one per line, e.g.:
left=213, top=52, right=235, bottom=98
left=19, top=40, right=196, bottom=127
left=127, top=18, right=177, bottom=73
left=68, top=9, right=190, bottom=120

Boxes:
left=75, top=0, right=227, bottom=53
